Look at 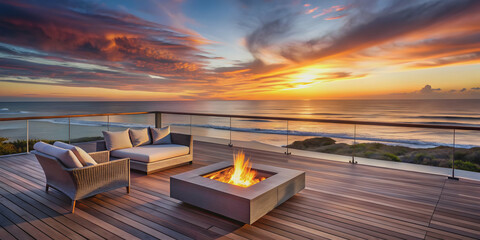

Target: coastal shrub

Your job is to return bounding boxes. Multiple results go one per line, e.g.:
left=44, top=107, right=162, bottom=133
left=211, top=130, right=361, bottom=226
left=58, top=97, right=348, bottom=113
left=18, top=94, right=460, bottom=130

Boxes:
left=283, top=137, right=480, bottom=173
left=451, top=160, right=480, bottom=172
left=383, top=153, right=401, bottom=162
left=454, top=151, right=467, bottom=160
left=0, top=137, right=55, bottom=155
left=288, top=137, right=335, bottom=150
left=363, top=151, right=375, bottom=158
left=463, top=149, right=480, bottom=164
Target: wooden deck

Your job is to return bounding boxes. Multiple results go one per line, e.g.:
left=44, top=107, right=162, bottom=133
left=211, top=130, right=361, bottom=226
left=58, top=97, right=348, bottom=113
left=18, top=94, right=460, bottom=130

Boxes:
left=0, top=141, right=479, bottom=239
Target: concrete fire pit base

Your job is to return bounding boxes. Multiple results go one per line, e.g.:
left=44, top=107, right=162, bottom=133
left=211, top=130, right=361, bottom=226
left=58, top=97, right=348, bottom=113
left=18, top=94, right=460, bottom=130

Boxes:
left=170, top=161, right=305, bottom=224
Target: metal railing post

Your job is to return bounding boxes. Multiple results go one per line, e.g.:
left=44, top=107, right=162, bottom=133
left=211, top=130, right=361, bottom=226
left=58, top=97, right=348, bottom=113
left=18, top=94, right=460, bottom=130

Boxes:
left=448, top=129, right=459, bottom=180
left=155, top=112, right=162, bottom=128
left=350, top=124, right=357, bottom=164
left=228, top=117, right=233, bottom=147
left=189, top=115, right=192, bottom=135
left=68, top=117, right=71, bottom=144
left=107, top=115, right=110, bottom=131
left=26, top=120, right=29, bottom=153
left=285, top=120, right=291, bottom=155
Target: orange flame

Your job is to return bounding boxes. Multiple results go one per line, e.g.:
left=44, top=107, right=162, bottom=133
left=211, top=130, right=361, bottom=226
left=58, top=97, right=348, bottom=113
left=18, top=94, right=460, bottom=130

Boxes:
left=204, top=151, right=266, bottom=187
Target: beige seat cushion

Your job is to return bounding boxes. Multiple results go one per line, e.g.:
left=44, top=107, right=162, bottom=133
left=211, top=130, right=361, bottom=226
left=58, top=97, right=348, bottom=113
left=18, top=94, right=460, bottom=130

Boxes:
left=150, top=126, right=172, bottom=145
left=33, top=141, right=83, bottom=168
left=53, top=141, right=97, bottom=166
left=111, top=144, right=189, bottom=163
left=102, top=129, right=133, bottom=150
left=129, top=128, right=151, bottom=147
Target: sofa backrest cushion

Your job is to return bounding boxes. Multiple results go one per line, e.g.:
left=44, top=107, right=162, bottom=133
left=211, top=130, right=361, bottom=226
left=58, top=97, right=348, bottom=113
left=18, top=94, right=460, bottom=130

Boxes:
left=150, top=126, right=172, bottom=145
left=33, top=141, right=83, bottom=168
left=54, top=141, right=97, bottom=166
left=129, top=128, right=152, bottom=147
left=102, top=129, right=133, bottom=151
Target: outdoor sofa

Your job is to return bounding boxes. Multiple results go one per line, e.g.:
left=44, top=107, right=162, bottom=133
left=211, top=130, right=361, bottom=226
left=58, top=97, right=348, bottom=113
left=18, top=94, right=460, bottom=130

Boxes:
left=96, top=126, right=193, bottom=174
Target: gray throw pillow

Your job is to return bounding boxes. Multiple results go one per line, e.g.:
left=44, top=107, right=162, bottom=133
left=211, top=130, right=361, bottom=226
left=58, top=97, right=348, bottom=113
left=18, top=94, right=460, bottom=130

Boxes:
left=102, top=129, right=133, bottom=150
left=54, top=141, right=97, bottom=166
left=129, top=128, right=151, bottom=147
left=33, top=141, right=83, bottom=168
left=150, top=126, right=172, bottom=145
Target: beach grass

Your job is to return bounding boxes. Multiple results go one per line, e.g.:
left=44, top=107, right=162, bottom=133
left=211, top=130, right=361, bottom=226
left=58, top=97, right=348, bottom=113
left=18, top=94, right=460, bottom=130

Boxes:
left=288, top=137, right=480, bottom=172
left=0, top=137, right=103, bottom=155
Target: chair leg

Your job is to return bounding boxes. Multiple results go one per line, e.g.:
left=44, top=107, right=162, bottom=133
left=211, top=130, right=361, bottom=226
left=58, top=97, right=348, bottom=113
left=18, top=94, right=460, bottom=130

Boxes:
left=71, top=200, right=76, bottom=214
left=45, top=184, right=49, bottom=192
left=126, top=186, right=130, bottom=194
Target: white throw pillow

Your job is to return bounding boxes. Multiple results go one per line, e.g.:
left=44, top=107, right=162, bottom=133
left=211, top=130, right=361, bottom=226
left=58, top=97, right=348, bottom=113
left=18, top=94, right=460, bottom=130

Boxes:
left=102, top=129, right=133, bottom=150
left=129, top=128, right=151, bottom=147
left=150, top=126, right=172, bottom=145
left=33, top=141, right=83, bottom=168
left=54, top=141, right=97, bottom=166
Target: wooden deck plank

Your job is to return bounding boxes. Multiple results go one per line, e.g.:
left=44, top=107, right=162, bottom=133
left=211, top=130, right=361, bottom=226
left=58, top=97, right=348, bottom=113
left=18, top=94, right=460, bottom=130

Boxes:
left=0, top=140, right=479, bottom=239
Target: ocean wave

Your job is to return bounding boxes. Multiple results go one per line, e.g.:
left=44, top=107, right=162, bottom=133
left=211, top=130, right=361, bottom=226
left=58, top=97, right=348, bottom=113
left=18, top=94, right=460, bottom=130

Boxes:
left=175, top=123, right=477, bottom=149
left=406, top=121, right=480, bottom=127
left=0, top=110, right=31, bottom=114
left=412, top=115, right=480, bottom=121
left=34, top=119, right=151, bottom=128
left=239, top=119, right=273, bottom=122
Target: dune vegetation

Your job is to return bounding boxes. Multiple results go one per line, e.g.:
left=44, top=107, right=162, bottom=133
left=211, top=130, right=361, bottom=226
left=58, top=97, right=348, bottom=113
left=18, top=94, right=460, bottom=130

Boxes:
left=0, top=137, right=103, bottom=155
left=288, top=137, right=480, bottom=172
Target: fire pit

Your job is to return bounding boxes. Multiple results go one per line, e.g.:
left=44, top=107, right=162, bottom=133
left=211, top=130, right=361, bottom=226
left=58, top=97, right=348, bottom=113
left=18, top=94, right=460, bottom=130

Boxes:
left=170, top=151, right=305, bottom=224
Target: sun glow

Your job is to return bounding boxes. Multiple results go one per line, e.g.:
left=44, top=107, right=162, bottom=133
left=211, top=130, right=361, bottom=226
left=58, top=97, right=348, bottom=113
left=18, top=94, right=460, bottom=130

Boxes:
left=285, top=67, right=324, bottom=89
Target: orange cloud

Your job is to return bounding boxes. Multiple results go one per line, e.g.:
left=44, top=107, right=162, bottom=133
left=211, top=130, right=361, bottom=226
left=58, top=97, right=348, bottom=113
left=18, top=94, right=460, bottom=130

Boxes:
left=324, top=15, right=347, bottom=20
left=306, top=7, right=318, bottom=14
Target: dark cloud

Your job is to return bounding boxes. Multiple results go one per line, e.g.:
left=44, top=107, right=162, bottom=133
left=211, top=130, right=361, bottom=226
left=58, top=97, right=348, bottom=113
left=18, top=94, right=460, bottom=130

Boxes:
left=410, top=52, right=480, bottom=69
left=0, top=0, right=207, bottom=75
left=420, top=85, right=441, bottom=94
left=245, top=12, right=295, bottom=59
left=281, top=0, right=480, bottom=63
left=472, top=87, right=480, bottom=90
left=460, top=88, right=467, bottom=92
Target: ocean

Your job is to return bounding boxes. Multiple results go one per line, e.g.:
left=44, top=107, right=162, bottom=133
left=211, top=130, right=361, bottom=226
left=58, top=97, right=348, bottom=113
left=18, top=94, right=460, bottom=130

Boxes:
left=1, top=100, right=480, bottom=149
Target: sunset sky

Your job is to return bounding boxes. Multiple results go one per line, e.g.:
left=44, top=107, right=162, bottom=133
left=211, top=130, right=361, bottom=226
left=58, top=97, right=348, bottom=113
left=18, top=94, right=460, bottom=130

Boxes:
left=0, top=0, right=479, bottom=101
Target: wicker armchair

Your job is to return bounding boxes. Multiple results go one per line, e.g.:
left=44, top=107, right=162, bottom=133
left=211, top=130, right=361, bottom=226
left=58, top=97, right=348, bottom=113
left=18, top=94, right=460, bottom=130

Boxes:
left=31, top=150, right=130, bottom=213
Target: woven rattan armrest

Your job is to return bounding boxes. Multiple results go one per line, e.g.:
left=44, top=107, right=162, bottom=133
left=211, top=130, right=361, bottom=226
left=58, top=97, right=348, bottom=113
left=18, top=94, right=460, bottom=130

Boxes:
left=88, top=150, right=110, bottom=163
left=68, top=158, right=130, bottom=199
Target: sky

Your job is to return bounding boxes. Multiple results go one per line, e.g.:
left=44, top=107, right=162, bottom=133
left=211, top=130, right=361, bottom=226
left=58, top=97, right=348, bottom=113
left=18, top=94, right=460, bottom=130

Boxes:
left=0, top=0, right=479, bottom=101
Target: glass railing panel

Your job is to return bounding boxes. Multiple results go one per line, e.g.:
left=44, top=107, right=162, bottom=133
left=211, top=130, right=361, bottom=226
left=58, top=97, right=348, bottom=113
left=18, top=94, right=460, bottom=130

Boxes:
left=190, top=116, right=230, bottom=144
left=355, top=125, right=454, bottom=171
left=108, top=114, right=154, bottom=132
left=229, top=117, right=290, bottom=154
left=286, top=120, right=355, bottom=161
left=162, top=114, right=191, bottom=135
left=453, top=129, right=480, bottom=174
left=29, top=118, right=69, bottom=143
left=69, top=116, right=108, bottom=143
left=0, top=120, right=28, bottom=155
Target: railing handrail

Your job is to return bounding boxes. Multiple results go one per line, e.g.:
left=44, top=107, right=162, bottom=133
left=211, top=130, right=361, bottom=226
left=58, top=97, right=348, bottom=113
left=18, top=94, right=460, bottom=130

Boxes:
left=1, top=110, right=480, bottom=131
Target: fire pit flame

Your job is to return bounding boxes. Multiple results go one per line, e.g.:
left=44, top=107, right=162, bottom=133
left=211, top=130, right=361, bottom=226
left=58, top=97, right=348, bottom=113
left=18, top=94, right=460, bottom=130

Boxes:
left=204, top=151, right=266, bottom=187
